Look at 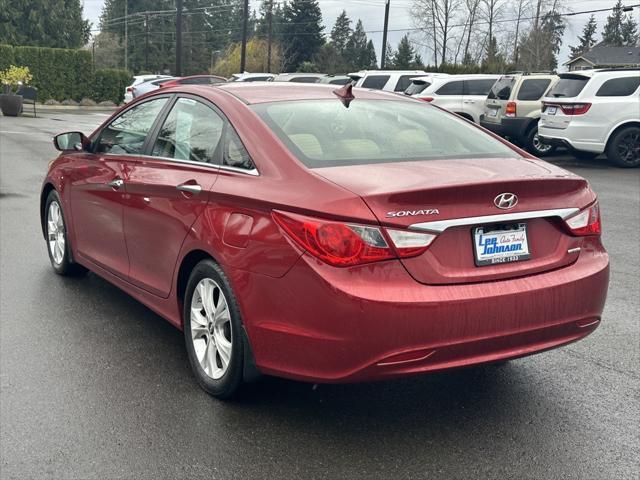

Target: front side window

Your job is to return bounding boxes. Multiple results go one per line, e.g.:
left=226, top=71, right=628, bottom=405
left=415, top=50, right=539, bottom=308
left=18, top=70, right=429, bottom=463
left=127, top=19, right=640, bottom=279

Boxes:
left=151, top=97, right=224, bottom=164
left=252, top=99, right=516, bottom=168
left=96, top=97, right=168, bottom=154
left=517, top=79, right=552, bottom=100
left=361, top=75, right=390, bottom=90
left=596, top=77, right=640, bottom=97
left=436, top=80, right=464, bottom=96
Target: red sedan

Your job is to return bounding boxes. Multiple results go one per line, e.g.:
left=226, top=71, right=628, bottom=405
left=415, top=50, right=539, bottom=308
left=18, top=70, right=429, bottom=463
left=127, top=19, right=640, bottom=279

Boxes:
left=41, top=83, right=609, bottom=398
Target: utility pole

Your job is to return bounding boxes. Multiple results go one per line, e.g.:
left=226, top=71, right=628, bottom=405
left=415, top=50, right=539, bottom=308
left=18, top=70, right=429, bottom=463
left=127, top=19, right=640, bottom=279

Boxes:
left=240, top=0, right=249, bottom=73
left=176, top=0, right=183, bottom=76
left=124, top=0, right=128, bottom=71
left=144, top=12, right=149, bottom=71
left=267, top=0, right=273, bottom=73
left=381, top=0, right=390, bottom=69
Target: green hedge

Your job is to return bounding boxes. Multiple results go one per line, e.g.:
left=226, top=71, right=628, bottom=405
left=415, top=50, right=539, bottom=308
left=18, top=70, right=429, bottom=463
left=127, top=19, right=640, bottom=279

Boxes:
left=94, top=69, right=133, bottom=104
left=0, top=44, right=131, bottom=103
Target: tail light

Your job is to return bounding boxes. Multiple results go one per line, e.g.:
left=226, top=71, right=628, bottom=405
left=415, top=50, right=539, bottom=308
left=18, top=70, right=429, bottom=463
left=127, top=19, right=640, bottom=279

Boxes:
left=419, top=97, right=434, bottom=102
left=126, top=87, right=133, bottom=92
left=272, top=211, right=436, bottom=267
left=505, top=101, right=517, bottom=117
left=564, top=202, right=601, bottom=236
left=559, top=103, right=591, bottom=115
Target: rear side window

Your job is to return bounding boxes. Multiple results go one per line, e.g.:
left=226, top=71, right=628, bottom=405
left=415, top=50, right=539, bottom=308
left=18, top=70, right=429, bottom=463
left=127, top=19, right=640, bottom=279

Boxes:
left=517, top=79, right=551, bottom=100
left=394, top=75, right=417, bottom=92
left=596, top=77, right=640, bottom=96
left=362, top=75, right=390, bottom=89
left=488, top=76, right=515, bottom=100
left=96, top=97, right=168, bottom=155
left=405, top=81, right=430, bottom=95
left=436, top=80, right=464, bottom=95
left=151, top=97, right=224, bottom=164
left=224, top=127, right=254, bottom=170
left=465, top=79, right=497, bottom=96
left=548, top=76, right=589, bottom=98
left=329, top=78, right=350, bottom=85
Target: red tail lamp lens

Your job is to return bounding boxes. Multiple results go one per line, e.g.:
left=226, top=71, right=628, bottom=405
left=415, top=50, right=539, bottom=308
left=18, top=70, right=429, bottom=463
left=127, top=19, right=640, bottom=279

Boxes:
left=505, top=101, right=517, bottom=117
left=565, top=202, right=601, bottom=236
left=272, top=211, right=395, bottom=267
left=420, top=97, right=434, bottom=102
left=559, top=103, right=592, bottom=115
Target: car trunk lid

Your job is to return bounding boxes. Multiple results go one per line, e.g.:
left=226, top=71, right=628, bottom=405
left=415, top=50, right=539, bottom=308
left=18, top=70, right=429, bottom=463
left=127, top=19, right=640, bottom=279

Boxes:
left=314, top=157, right=593, bottom=284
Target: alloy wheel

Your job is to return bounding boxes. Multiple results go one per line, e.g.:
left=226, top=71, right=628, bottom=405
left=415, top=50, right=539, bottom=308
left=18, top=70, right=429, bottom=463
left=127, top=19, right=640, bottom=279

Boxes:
left=532, top=133, right=552, bottom=154
left=190, top=278, right=233, bottom=380
left=616, top=131, right=640, bottom=166
left=47, top=201, right=65, bottom=265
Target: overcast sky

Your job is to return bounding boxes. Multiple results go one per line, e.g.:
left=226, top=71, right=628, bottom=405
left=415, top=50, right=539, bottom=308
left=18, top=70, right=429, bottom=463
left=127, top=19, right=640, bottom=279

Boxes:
left=81, top=0, right=638, bottom=71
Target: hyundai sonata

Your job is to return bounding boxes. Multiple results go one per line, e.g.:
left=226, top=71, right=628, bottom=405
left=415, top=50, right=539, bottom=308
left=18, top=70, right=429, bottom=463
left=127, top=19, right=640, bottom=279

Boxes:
left=41, top=83, right=609, bottom=398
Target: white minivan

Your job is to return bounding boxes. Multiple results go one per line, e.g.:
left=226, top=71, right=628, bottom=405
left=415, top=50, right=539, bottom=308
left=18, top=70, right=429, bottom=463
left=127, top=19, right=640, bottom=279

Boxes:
left=405, top=74, right=499, bottom=123
left=539, top=69, right=640, bottom=167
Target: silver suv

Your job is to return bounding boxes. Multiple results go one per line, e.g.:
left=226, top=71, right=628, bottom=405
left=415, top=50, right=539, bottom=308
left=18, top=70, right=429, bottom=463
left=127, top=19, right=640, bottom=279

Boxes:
left=480, top=73, right=559, bottom=156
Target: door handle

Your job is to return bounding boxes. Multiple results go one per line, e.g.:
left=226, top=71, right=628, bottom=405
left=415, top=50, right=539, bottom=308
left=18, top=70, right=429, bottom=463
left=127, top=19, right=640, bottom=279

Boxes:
left=176, top=183, right=202, bottom=195
left=107, top=178, right=124, bottom=189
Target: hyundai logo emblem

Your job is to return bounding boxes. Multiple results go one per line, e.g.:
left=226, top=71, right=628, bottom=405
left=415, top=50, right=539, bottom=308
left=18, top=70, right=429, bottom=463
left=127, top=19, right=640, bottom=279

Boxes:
left=494, top=193, right=518, bottom=209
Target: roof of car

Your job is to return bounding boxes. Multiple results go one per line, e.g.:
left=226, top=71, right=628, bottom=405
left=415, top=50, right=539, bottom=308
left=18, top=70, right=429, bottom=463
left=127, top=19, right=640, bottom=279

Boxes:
left=212, top=82, right=412, bottom=105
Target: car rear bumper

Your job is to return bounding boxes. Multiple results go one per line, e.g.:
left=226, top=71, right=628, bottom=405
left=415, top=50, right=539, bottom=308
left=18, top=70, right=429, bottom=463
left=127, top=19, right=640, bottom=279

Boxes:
left=538, top=125, right=606, bottom=154
left=233, top=237, right=609, bottom=383
left=480, top=115, right=536, bottom=143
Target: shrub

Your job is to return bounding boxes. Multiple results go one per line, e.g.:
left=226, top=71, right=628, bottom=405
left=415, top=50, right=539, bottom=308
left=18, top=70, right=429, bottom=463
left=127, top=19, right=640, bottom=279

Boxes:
left=0, top=65, right=33, bottom=94
left=79, top=97, right=97, bottom=106
left=61, top=99, right=79, bottom=106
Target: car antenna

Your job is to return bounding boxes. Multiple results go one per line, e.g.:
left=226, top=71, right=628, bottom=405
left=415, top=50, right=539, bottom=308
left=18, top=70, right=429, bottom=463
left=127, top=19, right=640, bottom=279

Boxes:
left=333, top=83, right=355, bottom=108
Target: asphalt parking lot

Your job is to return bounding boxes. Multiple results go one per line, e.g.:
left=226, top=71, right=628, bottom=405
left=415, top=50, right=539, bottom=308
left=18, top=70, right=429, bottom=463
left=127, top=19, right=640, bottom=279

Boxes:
left=1, top=111, right=638, bottom=479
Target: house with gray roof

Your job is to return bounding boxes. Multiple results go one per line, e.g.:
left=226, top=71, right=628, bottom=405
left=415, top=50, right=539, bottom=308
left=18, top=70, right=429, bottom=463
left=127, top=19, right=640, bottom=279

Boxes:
left=564, top=44, right=640, bottom=71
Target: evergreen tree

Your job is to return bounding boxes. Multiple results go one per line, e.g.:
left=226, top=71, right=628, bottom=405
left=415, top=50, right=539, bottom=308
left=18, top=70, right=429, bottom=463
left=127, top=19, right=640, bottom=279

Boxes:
left=363, top=40, right=378, bottom=69
left=394, top=35, right=416, bottom=69
left=345, top=20, right=369, bottom=69
left=518, top=10, right=565, bottom=72
left=569, top=15, right=598, bottom=59
left=412, top=53, right=425, bottom=69
left=621, top=15, right=639, bottom=46
left=281, top=0, right=324, bottom=71
left=256, top=1, right=286, bottom=40
left=602, top=0, right=624, bottom=46
left=0, top=0, right=90, bottom=48
left=384, top=42, right=396, bottom=69
left=330, top=10, right=352, bottom=54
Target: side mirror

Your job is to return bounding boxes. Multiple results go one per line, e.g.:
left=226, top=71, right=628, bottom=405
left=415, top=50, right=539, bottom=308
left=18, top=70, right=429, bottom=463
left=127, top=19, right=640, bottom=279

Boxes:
left=53, top=132, right=90, bottom=152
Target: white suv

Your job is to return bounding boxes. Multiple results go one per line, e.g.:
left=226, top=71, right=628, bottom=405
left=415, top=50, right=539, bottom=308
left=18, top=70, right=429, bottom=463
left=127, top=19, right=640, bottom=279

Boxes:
left=539, top=69, right=640, bottom=167
left=405, top=74, right=499, bottom=123
left=124, top=75, right=172, bottom=104
left=349, top=70, right=427, bottom=92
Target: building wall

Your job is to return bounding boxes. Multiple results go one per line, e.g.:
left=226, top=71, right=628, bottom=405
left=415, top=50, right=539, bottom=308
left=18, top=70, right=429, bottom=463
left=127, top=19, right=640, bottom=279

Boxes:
left=567, top=59, right=594, bottom=71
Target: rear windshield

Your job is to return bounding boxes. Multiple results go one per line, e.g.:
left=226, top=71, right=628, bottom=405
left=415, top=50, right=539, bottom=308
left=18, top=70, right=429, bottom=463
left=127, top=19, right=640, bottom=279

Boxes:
left=404, top=81, right=430, bottom=95
left=252, top=100, right=516, bottom=168
left=488, top=76, right=515, bottom=100
left=548, top=76, right=589, bottom=98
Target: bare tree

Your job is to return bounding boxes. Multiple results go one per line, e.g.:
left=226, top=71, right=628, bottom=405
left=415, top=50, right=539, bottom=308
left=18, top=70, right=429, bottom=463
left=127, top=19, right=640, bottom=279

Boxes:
left=412, top=0, right=463, bottom=66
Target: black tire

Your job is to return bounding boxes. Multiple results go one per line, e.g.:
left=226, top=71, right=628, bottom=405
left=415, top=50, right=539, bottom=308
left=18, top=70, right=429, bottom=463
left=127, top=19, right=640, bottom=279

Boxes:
left=183, top=259, right=244, bottom=399
left=573, top=150, right=599, bottom=160
left=525, top=125, right=556, bottom=157
left=606, top=126, right=640, bottom=168
left=44, top=190, right=87, bottom=276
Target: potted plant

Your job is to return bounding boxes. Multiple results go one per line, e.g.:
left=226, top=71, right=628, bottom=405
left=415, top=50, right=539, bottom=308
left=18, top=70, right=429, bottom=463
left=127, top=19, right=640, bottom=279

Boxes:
left=0, top=65, right=33, bottom=116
